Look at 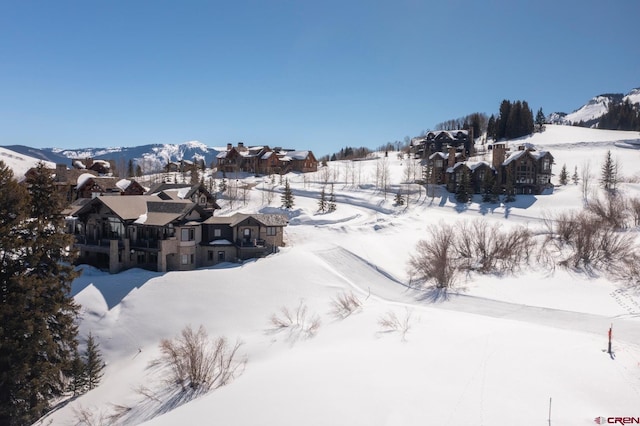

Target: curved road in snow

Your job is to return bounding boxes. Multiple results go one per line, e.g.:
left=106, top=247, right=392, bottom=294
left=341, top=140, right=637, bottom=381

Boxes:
left=314, top=246, right=640, bottom=346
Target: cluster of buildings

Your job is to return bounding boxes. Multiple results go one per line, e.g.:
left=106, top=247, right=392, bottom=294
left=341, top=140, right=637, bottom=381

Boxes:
left=216, top=143, right=318, bottom=175
left=38, top=143, right=320, bottom=274
left=411, top=130, right=554, bottom=195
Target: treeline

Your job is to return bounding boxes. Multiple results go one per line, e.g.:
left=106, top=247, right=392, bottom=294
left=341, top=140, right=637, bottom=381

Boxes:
left=487, top=100, right=535, bottom=141
left=598, top=99, right=640, bottom=131
left=322, top=146, right=373, bottom=162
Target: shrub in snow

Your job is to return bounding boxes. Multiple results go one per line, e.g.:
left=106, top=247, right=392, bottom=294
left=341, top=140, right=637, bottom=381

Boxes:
left=377, top=309, right=413, bottom=341
left=152, top=325, right=245, bottom=392
left=542, top=209, right=637, bottom=271
left=270, top=299, right=321, bottom=339
left=329, top=291, right=363, bottom=319
left=408, top=223, right=458, bottom=289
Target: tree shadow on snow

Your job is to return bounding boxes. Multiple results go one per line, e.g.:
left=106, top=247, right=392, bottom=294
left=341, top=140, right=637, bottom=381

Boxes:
left=415, top=287, right=451, bottom=303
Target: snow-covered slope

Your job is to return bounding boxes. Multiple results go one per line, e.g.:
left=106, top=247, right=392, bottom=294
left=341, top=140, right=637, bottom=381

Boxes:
left=39, top=126, right=640, bottom=426
left=0, top=146, right=55, bottom=180
left=1, top=140, right=221, bottom=176
left=549, top=87, right=639, bottom=127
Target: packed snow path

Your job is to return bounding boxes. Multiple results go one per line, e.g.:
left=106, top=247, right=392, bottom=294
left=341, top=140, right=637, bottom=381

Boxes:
left=314, top=246, right=640, bottom=346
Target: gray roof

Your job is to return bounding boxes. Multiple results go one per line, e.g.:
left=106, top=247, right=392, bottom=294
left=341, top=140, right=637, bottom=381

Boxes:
left=204, top=212, right=288, bottom=227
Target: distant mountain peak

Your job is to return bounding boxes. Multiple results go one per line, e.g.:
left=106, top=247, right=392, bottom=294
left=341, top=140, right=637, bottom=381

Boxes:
left=547, top=88, right=638, bottom=127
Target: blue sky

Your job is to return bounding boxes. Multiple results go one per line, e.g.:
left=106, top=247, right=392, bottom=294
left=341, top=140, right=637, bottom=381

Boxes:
left=1, top=0, right=638, bottom=157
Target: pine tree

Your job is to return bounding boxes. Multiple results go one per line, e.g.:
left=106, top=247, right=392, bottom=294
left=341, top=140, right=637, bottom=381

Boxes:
left=0, top=161, right=80, bottom=425
left=84, top=333, right=104, bottom=391
left=481, top=169, right=496, bottom=202
left=68, top=350, right=87, bottom=396
left=572, top=166, right=579, bottom=185
left=535, top=108, right=546, bottom=130
left=218, top=178, right=227, bottom=194
left=394, top=192, right=405, bottom=206
left=327, top=183, right=337, bottom=212
left=281, top=178, right=294, bottom=209
left=127, top=159, right=134, bottom=178
left=455, top=168, right=472, bottom=203
left=504, top=168, right=516, bottom=202
left=600, top=150, right=618, bottom=193
left=559, top=164, right=568, bottom=185
left=318, top=186, right=327, bottom=213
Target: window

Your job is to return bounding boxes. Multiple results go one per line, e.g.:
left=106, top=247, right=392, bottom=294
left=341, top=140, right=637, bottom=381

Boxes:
left=181, top=254, right=189, bottom=265
left=543, top=158, right=550, bottom=171
left=266, top=227, right=277, bottom=236
left=435, top=159, right=443, bottom=167
left=218, top=251, right=225, bottom=262
left=213, top=229, right=222, bottom=237
left=199, top=196, right=207, bottom=205
left=181, top=228, right=195, bottom=241
left=208, top=250, right=214, bottom=261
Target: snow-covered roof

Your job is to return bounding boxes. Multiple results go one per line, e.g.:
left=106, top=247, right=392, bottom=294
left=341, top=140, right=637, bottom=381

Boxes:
left=76, top=173, right=97, bottom=189
left=281, top=150, right=310, bottom=161
left=74, top=160, right=87, bottom=169
left=116, top=179, right=132, bottom=191
left=502, top=149, right=551, bottom=166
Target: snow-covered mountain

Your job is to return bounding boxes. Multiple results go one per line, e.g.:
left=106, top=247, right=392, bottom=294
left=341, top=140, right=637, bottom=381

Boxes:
left=2, top=141, right=221, bottom=175
left=548, top=88, right=639, bottom=127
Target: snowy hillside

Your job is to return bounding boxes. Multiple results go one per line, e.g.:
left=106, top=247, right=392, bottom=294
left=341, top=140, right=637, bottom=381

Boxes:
left=0, top=146, right=55, bottom=180
left=1, top=141, right=221, bottom=176
left=39, top=125, right=640, bottom=426
left=550, top=87, right=639, bottom=127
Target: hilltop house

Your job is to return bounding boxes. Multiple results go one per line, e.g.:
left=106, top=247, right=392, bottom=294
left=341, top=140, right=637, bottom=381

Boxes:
left=146, top=182, right=220, bottom=212
left=422, top=138, right=554, bottom=195
left=216, top=143, right=318, bottom=175
left=68, top=194, right=288, bottom=273
left=411, top=130, right=474, bottom=158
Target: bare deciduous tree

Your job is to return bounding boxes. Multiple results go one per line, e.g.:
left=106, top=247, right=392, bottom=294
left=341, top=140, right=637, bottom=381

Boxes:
left=408, top=223, right=457, bottom=288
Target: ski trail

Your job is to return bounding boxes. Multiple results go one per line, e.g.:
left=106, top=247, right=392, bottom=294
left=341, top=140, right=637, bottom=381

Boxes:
left=313, top=246, right=640, bottom=345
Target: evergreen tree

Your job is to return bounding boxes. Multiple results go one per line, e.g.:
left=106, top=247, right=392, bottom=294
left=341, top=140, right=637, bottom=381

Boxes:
left=504, top=168, right=516, bottom=202
left=127, top=159, right=134, bottom=178
left=0, top=161, right=80, bottom=425
left=535, top=108, right=546, bottom=129
left=318, top=186, right=327, bottom=213
left=394, top=191, right=405, bottom=206
left=559, top=164, right=568, bottom=185
left=68, top=349, right=87, bottom=396
left=84, top=333, right=104, bottom=391
left=135, top=164, right=142, bottom=177
left=481, top=169, right=497, bottom=202
left=486, top=114, right=496, bottom=140
left=455, top=168, right=472, bottom=203
left=218, top=178, right=227, bottom=194
left=600, top=150, right=618, bottom=193
left=572, top=166, right=579, bottom=185
left=327, top=183, right=337, bottom=212
left=281, top=179, right=294, bottom=209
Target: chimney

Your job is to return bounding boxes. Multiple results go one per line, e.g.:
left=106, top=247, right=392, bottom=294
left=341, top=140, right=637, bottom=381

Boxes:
left=55, top=164, right=67, bottom=182
left=227, top=143, right=232, bottom=151
left=492, top=143, right=506, bottom=168
left=237, top=142, right=244, bottom=149
left=447, top=146, right=456, bottom=169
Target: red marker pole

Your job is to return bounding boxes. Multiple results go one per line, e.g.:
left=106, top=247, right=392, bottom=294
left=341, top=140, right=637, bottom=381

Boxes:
left=608, top=324, right=612, bottom=355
